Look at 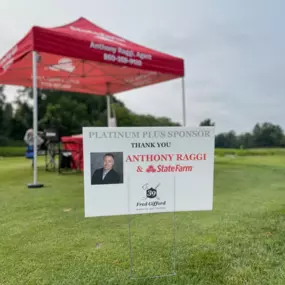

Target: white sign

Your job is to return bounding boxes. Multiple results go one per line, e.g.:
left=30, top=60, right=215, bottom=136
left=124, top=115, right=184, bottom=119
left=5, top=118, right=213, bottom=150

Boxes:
left=83, top=127, right=215, bottom=217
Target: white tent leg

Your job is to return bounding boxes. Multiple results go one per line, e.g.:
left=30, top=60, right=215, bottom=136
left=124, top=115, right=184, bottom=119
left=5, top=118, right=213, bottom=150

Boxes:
left=106, top=95, right=111, bottom=127
left=181, top=77, right=186, bottom=127
left=28, top=51, right=43, bottom=188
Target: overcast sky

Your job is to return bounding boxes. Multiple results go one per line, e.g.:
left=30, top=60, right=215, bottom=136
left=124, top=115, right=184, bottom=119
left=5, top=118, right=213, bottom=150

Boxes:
left=0, top=0, right=284, bottom=134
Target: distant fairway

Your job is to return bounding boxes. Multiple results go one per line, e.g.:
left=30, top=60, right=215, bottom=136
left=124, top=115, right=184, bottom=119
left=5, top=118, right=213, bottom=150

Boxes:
left=0, top=153, right=285, bottom=285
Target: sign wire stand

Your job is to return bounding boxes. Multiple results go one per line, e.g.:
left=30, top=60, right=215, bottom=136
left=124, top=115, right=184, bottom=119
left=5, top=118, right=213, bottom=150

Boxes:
left=127, top=176, right=177, bottom=280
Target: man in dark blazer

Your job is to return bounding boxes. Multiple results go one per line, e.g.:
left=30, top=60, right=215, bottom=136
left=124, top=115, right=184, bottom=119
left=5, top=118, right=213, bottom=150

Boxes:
left=91, top=153, right=121, bottom=185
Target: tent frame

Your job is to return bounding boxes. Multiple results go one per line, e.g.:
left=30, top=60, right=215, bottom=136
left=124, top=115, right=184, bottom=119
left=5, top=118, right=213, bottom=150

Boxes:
left=28, top=51, right=42, bottom=188
left=26, top=50, right=186, bottom=188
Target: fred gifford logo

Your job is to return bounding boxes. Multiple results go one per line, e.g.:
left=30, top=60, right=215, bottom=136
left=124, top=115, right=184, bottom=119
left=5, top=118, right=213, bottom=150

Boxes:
left=143, top=183, right=159, bottom=199
left=136, top=182, right=166, bottom=211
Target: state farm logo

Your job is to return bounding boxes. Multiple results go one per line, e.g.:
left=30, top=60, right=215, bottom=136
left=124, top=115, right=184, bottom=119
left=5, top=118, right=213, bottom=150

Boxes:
left=95, top=33, right=126, bottom=46
left=146, top=165, right=156, bottom=173
left=48, top=58, right=75, bottom=73
left=143, top=164, right=193, bottom=173
left=69, top=26, right=126, bottom=46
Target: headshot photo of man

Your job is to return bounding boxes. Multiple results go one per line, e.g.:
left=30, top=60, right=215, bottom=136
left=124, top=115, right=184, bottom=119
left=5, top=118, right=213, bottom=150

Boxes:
left=91, top=152, right=123, bottom=185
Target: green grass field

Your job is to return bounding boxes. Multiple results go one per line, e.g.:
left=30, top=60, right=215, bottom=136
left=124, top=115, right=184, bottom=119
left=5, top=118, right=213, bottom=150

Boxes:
left=1, top=154, right=285, bottom=284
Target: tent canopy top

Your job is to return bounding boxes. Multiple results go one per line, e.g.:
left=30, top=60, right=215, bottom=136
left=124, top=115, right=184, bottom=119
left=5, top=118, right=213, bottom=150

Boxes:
left=0, top=17, right=184, bottom=95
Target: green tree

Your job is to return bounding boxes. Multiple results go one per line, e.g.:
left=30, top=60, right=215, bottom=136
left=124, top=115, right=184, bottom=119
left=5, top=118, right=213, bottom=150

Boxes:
left=114, top=104, right=179, bottom=127
left=39, top=98, right=90, bottom=136
left=252, top=122, right=284, bottom=147
left=0, top=85, right=7, bottom=144
left=2, top=103, right=13, bottom=137
left=215, top=131, right=238, bottom=148
left=15, top=88, right=179, bottom=137
left=238, top=132, right=254, bottom=149
left=199, top=118, right=215, bottom=126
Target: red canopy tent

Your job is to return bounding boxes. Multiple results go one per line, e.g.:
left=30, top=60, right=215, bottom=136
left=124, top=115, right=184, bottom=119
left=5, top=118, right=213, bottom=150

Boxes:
left=0, top=17, right=186, bottom=188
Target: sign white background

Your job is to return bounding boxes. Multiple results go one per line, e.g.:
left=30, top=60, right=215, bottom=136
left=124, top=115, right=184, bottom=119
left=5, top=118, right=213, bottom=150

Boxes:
left=83, top=126, right=215, bottom=217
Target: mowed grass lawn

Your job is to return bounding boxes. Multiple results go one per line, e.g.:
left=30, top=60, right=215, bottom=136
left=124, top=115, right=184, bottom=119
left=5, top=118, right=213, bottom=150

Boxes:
left=1, top=155, right=285, bottom=285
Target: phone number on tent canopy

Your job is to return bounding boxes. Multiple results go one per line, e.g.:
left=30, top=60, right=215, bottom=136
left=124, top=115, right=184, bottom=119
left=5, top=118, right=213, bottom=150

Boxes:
left=103, top=53, right=142, bottom=66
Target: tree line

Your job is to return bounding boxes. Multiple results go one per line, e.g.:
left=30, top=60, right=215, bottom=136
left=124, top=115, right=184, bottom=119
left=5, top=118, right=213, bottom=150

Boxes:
left=0, top=85, right=178, bottom=146
left=0, top=85, right=284, bottom=148
left=199, top=119, right=285, bottom=149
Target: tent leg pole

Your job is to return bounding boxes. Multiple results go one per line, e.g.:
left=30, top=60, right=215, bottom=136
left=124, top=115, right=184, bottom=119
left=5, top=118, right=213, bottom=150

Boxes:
left=28, top=51, right=43, bottom=189
left=107, top=95, right=111, bottom=127
left=181, top=77, right=186, bottom=127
